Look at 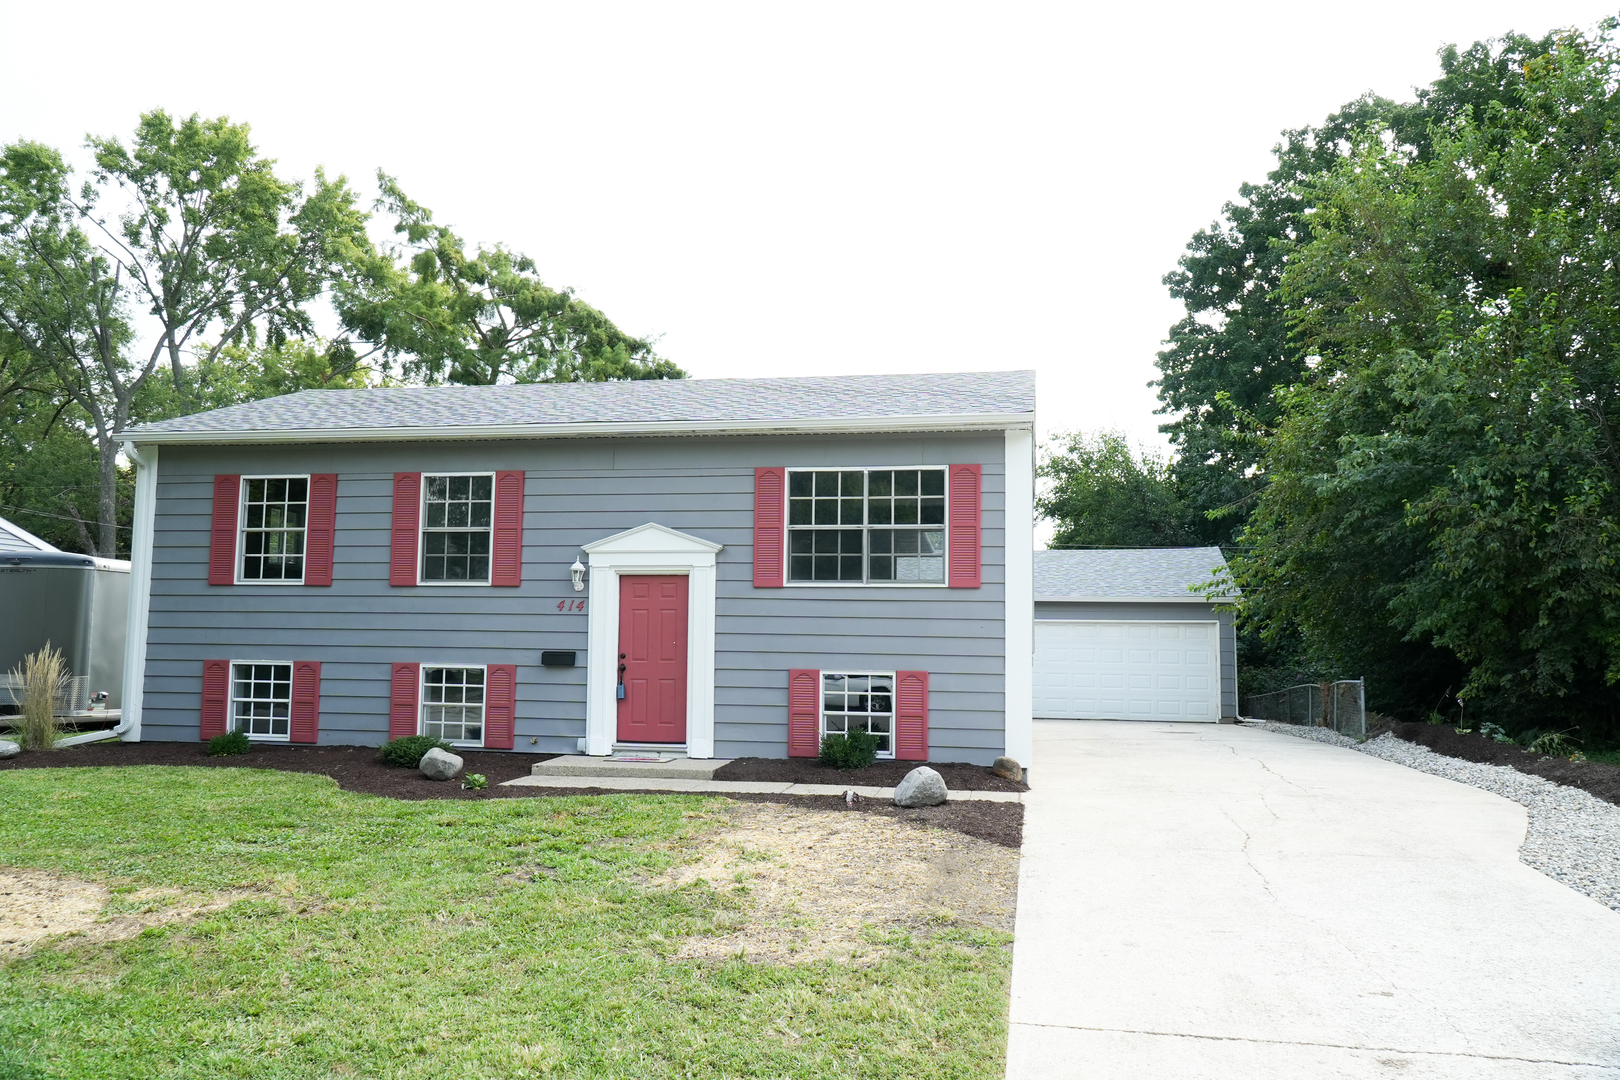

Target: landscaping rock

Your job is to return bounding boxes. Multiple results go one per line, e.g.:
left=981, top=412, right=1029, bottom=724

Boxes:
left=419, top=747, right=463, bottom=781
left=0, top=739, right=18, bottom=759
left=894, top=766, right=947, bottom=808
left=990, top=756, right=1022, bottom=782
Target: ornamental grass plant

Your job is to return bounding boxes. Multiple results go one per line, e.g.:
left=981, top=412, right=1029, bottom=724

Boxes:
left=7, top=644, right=66, bottom=750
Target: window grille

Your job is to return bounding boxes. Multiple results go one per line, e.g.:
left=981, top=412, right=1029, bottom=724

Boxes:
left=233, top=663, right=292, bottom=739
left=821, top=672, right=895, bottom=757
left=422, top=474, right=493, bottom=582
left=241, top=477, right=308, bottom=581
left=787, top=469, right=946, bottom=583
left=423, top=666, right=485, bottom=743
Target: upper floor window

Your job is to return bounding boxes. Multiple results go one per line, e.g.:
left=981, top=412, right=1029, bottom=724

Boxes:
left=422, top=474, right=492, bottom=583
left=786, top=468, right=946, bottom=584
left=240, top=477, right=307, bottom=582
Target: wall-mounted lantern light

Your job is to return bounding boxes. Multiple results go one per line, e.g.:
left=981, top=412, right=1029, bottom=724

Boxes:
left=570, top=557, right=587, bottom=592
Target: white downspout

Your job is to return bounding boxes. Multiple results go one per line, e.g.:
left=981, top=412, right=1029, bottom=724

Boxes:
left=1003, top=425, right=1035, bottom=773
left=115, top=441, right=158, bottom=741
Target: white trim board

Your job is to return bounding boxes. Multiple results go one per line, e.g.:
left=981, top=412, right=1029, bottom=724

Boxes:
left=117, top=443, right=159, bottom=742
left=582, top=523, right=722, bottom=759
left=116, top=415, right=1037, bottom=446
left=1003, top=427, right=1034, bottom=765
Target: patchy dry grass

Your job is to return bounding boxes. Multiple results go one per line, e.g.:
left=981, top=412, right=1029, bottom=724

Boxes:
left=660, top=803, right=1018, bottom=963
left=0, top=765, right=1014, bottom=1079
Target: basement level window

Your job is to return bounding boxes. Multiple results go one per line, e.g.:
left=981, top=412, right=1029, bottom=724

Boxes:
left=232, top=662, right=291, bottom=741
left=422, top=666, right=485, bottom=745
left=821, top=671, right=895, bottom=758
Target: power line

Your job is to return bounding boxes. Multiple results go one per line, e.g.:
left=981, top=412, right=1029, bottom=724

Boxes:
left=0, top=503, right=130, bottom=532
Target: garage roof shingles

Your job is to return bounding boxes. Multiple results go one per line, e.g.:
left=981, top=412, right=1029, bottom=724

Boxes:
left=1034, top=547, right=1233, bottom=601
left=121, top=370, right=1035, bottom=439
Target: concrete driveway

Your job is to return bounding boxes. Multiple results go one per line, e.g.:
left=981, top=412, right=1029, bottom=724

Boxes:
left=1006, top=720, right=1620, bottom=1079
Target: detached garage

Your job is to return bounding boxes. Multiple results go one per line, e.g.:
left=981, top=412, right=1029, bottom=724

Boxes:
left=1033, top=548, right=1237, bottom=722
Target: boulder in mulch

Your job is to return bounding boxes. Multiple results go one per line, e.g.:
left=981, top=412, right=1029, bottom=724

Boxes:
left=0, top=740, right=18, bottom=759
left=990, top=756, right=1022, bottom=782
left=419, top=747, right=463, bottom=781
left=894, top=766, right=947, bottom=808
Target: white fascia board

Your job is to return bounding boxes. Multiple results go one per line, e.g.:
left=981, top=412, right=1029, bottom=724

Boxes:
left=113, top=413, right=1035, bottom=446
left=1035, top=594, right=1235, bottom=604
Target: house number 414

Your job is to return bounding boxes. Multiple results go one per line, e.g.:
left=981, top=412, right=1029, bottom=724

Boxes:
left=556, top=599, right=587, bottom=612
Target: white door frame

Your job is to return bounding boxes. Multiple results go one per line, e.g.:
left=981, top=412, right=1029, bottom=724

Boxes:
left=1032, top=618, right=1221, bottom=722
left=582, top=523, right=723, bottom=757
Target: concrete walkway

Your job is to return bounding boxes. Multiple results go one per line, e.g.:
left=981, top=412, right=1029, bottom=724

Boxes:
left=1006, top=720, right=1620, bottom=1079
left=501, top=774, right=1023, bottom=801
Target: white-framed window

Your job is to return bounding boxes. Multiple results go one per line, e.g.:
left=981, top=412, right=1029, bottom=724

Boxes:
left=232, top=661, right=292, bottom=741
left=786, top=468, right=947, bottom=585
left=821, top=671, right=895, bottom=758
left=239, top=476, right=308, bottom=583
left=422, top=665, right=486, bottom=745
left=421, top=473, right=494, bottom=584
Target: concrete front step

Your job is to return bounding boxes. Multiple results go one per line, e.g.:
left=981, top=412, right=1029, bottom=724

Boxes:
left=530, top=755, right=732, bottom=780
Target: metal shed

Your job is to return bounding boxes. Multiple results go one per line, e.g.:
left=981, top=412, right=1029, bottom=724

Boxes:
left=1032, top=548, right=1237, bottom=722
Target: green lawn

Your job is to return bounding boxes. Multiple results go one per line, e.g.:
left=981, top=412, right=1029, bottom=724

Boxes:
left=0, top=767, right=1010, bottom=1079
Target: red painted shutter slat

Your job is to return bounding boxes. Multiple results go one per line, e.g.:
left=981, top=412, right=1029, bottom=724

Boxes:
left=304, top=474, right=337, bottom=586
left=753, top=467, right=785, bottom=588
left=290, top=660, right=321, bottom=743
left=895, top=670, right=929, bottom=761
left=491, top=471, right=524, bottom=586
left=208, top=475, right=241, bottom=585
left=788, top=668, right=820, bottom=757
left=389, top=662, right=420, bottom=740
left=200, top=659, right=230, bottom=740
left=947, top=463, right=982, bottom=589
left=485, top=664, right=516, bottom=749
left=389, top=473, right=421, bottom=587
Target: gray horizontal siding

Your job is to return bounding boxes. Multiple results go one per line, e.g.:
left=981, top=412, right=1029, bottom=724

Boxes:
left=1034, top=599, right=1237, bottom=719
left=142, top=433, right=1009, bottom=761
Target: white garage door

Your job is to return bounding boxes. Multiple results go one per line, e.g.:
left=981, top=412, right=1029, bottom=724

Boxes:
left=1033, top=621, right=1220, bottom=721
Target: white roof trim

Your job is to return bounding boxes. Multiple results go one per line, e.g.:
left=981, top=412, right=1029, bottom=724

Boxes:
left=0, top=515, right=58, bottom=551
left=116, top=412, right=1035, bottom=447
left=1035, top=594, right=1233, bottom=604
left=583, top=522, right=724, bottom=556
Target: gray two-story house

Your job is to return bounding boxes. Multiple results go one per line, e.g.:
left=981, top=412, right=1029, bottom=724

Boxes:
left=113, top=371, right=1036, bottom=766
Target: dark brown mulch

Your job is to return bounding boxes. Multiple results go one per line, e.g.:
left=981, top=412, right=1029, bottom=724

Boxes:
left=713, top=756, right=1028, bottom=792
left=0, top=741, right=1023, bottom=846
left=1386, top=720, right=1620, bottom=808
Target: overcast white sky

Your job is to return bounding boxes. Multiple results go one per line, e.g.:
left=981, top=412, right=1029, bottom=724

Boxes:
left=3, top=1, right=1616, bottom=454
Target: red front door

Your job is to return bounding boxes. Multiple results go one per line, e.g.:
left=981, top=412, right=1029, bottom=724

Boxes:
left=617, top=575, right=689, bottom=744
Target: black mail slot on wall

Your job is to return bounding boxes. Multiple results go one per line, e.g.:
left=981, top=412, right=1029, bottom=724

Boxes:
left=540, top=651, right=577, bottom=667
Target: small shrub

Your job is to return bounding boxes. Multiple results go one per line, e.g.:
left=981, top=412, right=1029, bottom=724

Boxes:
left=379, top=735, right=453, bottom=768
left=462, top=773, right=488, bottom=791
left=1527, top=730, right=1581, bottom=758
left=818, top=730, right=879, bottom=770
left=1426, top=711, right=1447, bottom=725
left=207, top=730, right=251, bottom=757
left=8, top=644, right=68, bottom=750
left=1478, top=722, right=1514, bottom=744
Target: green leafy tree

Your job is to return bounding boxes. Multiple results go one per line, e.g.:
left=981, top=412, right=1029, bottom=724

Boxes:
left=1241, top=23, right=1620, bottom=740
left=1153, top=33, right=1556, bottom=543
left=0, top=114, right=367, bottom=555
left=334, top=173, right=684, bottom=385
left=1039, top=431, right=1202, bottom=549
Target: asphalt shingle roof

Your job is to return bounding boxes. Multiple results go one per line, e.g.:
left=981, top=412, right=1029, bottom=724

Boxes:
left=122, top=370, right=1035, bottom=440
left=1033, top=547, right=1233, bottom=601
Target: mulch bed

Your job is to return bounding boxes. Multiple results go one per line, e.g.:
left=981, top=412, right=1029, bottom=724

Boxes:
left=0, top=741, right=1023, bottom=847
left=1384, top=720, right=1620, bottom=808
left=713, top=756, right=1028, bottom=792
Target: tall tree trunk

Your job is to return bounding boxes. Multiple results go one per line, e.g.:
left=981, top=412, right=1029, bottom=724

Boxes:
left=96, top=431, right=119, bottom=558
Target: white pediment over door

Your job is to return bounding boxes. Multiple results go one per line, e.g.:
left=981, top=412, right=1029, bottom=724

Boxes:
left=583, top=522, right=724, bottom=557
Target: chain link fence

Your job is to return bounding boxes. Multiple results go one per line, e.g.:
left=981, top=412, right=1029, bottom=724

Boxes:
left=1244, top=680, right=1366, bottom=740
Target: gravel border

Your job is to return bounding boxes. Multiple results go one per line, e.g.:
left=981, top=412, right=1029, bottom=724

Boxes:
left=1259, top=722, right=1620, bottom=913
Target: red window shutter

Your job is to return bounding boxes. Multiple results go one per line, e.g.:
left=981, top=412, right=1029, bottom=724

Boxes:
left=290, top=660, right=321, bottom=743
left=788, top=668, right=821, bottom=757
left=484, top=663, right=516, bottom=749
left=208, top=475, right=241, bottom=585
left=753, top=467, right=785, bottom=588
left=200, top=659, right=230, bottom=740
left=389, top=662, right=421, bottom=740
left=947, top=463, right=982, bottom=588
left=304, top=474, right=337, bottom=586
left=491, top=471, right=524, bottom=586
left=389, top=473, right=421, bottom=587
left=895, top=670, right=930, bottom=761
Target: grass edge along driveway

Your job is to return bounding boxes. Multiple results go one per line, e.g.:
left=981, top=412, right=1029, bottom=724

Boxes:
left=0, top=765, right=1009, bottom=1080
